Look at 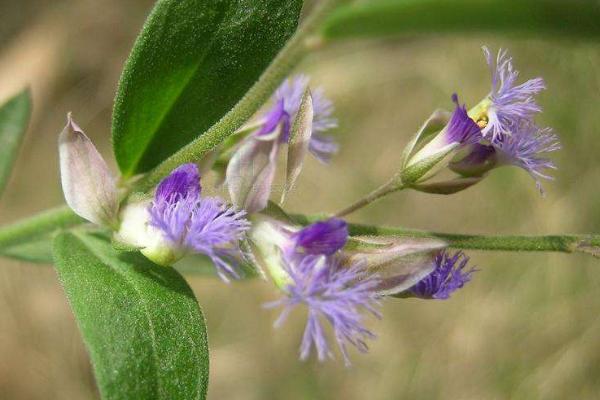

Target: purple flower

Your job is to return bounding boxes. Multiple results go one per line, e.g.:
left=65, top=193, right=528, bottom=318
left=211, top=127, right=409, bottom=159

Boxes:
left=409, top=251, right=476, bottom=300
left=255, top=218, right=381, bottom=365
left=266, top=255, right=381, bottom=366
left=226, top=75, right=337, bottom=212
left=450, top=122, right=560, bottom=193
left=148, top=163, right=250, bottom=280
left=479, top=46, right=545, bottom=141
left=257, top=75, right=339, bottom=162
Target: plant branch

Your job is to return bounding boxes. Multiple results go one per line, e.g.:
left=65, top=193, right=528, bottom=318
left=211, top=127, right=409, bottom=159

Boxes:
left=0, top=206, right=82, bottom=250
left=293, top=214, right=600, bottom=257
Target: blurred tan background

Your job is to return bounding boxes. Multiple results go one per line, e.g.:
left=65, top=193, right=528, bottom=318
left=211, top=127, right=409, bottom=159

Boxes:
left=1, top=1, right=600, bottom=399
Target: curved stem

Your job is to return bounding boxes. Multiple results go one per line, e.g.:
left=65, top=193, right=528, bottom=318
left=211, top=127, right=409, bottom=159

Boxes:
left=334, top=177, right=403, bottom=217
left=0, top=206, right=82, bottom=250
left=135, top=0, right=343, bottom=193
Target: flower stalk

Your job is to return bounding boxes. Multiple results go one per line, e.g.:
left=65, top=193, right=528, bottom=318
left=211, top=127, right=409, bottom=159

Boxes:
left=334, top=176, right=404, bottom=217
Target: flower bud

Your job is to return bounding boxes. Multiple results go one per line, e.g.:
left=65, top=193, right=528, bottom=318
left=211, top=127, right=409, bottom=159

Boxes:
left=59, top=114, right=119, bottom=227
left=247, top=215, right=292, bottom=288
left=340, top=236, right=447, bottom=296
left=401, top=95, right=482, bottom=185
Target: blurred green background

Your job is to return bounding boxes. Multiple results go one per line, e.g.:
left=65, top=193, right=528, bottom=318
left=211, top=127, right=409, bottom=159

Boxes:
left=1, top=1, right=600, bottom=399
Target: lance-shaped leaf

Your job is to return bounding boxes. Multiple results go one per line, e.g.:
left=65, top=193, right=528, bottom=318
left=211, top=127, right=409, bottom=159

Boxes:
left=321, top=0, right=600, bottom=41
left=226, top=138, right=280, bottom=213
left=342, top=235, right=447, bottom=296
left=53, top=231, right=209, bottom=400
left=0, top=235, right=53, bottom=263
left=112, top=0, right=303, bottom=176
left=0, top=89, right=31, bottom=197
left=281, top=89, right=313, bottom=203
left=59, top=114, right=119, bottom=227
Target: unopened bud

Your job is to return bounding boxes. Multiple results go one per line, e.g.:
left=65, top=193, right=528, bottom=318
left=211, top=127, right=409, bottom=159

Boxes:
left=341, top=236, right=447, bottom=296
left=59, top=114, right=119, bottom=227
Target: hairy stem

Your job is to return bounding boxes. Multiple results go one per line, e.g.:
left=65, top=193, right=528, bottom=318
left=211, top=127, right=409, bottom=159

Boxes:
left=294, top=214, right=600, bottom=257
left=135, top=0, right=342, bottom=193
left=0, top=206, right=82, bottom=250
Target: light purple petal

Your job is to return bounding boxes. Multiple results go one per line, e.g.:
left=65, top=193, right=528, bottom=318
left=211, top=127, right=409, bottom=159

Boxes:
left=493, top=122, right=560, bottom=194
left=269, top=255, right=380, bottom=365
left=482, top=46, right=545, bottom=140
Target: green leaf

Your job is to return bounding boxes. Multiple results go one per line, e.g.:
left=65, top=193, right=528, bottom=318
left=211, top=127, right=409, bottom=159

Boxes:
left=0, top=89, right=31, bottom=196
left=322, top=0, right=600, bottom=41
left=0, top=234, right=53, bottom=263
left=53, top=232, right=209, bottom=400
left=112, top=0, right=303, bottom=176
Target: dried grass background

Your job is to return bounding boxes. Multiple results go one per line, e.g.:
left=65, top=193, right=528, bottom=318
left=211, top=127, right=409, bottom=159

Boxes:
left=1, top=1, right=600, bottom=399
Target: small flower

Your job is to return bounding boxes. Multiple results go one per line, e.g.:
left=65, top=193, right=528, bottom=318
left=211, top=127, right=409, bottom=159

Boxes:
left=472, top=47, right=545, bottom=141
left=118, top=163, right=250, bottom=280
left=226, top=75, right=337, bottom=213
left=252, top=217, right=381, bottom=364
left=408, top=251, right=477, bottom=300
left=265, top=255, right=381, bottom=366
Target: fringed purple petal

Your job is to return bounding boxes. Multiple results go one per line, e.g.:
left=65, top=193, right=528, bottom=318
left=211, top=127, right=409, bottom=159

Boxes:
left=185, top=197, right=250, bottom=281
left=309, top=133, right=339, bottom=163
left=149, top=165, right=250, bottom=279
left=311, top=86, right=338, bottom=134
left=270, top=256, right=381, bottom=365
left=409, top=250, right=476, bottom=299
left=493, top=122, right=561, bottom=194
left=482, top=46, right=545, bottom=140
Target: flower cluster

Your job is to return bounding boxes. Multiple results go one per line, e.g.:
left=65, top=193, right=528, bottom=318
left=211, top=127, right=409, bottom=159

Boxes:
left=57, top=45, right=557, bottom=366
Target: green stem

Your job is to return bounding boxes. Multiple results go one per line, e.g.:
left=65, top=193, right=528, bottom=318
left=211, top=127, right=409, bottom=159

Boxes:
left=294, top=214, right=600, bottom=257
left=135, top=0, right=343, bottom=193
left=0, top=206, right=82, bottom=249
left=334, top=177, right=403, bottom=217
